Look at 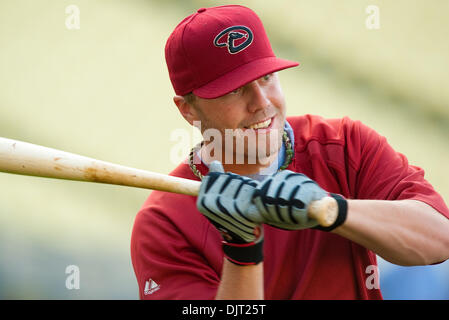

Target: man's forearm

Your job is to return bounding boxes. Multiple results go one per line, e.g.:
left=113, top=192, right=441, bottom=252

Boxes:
left=333, top=199, right=449, bottom=266
left=215, top=260, right=264, bottom=300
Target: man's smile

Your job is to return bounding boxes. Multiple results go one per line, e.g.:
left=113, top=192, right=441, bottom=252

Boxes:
left=243, top=116, right=275, bottom=131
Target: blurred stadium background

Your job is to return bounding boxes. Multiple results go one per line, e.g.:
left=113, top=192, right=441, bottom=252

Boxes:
left=0, top=0, right=448, bottom=299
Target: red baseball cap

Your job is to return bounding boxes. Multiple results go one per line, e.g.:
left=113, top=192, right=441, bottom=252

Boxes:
left=165, top=5, right=299, bottom=99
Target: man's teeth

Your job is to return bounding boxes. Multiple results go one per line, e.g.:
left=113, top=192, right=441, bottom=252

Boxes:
left=247, top=118, right=272, bottom=129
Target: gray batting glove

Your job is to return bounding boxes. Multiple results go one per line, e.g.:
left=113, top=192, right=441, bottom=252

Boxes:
left=197, top=161, right=262, bottom=243
left=197, top=161, right=264, bottom=265
left=251, top=170, right=328, bottom=230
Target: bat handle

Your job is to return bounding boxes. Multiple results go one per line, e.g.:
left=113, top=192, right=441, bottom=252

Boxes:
left=307, top=196, right=339, bottom=227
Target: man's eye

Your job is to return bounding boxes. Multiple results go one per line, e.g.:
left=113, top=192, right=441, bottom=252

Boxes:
left=262, top=73, right=273, bottom=81
left=230, top=88, right=241, bottom=94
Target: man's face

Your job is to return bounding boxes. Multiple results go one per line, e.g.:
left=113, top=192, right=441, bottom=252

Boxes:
left=188, top=72, right=286, bottom=165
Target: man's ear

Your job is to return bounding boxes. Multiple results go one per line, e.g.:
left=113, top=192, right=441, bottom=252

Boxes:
left=173, top=95, right=198, bottom=126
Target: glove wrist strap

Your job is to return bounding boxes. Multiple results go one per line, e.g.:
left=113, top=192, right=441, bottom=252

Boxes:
left=222, top=239, right=264, bottom=266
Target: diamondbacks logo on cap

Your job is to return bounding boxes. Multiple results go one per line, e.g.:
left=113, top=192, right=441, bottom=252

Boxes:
left=214, top=26, right=253, bottom=54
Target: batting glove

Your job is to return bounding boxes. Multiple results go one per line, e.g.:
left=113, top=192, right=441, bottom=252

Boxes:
left=197, top=161, right=264, bottom=266
left=252, top=170, right=347, bottom=231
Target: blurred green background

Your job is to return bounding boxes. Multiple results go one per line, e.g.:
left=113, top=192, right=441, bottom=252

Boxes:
left=0, top=0, right=448, bottom=299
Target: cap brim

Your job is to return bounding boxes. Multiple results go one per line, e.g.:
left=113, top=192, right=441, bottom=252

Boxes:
left=193, top=57, right=299, bottom=99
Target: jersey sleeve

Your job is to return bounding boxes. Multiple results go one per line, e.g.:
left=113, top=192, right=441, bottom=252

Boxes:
left=350, top=120, right=449, bottom=219
left=131, top=195, right=222, bottom=300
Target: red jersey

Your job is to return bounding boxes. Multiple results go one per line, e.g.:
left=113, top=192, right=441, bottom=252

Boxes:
left=130, top=115, right=449, bottom=299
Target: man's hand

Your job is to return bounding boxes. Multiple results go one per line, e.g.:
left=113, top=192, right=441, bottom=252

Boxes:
left=197, top=161, right=264, bottom=265
left=252, top=170, right=329, bottom=230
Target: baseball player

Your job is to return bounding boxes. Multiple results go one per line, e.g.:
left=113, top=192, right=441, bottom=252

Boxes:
left=131, top=5, right=449, bottom=299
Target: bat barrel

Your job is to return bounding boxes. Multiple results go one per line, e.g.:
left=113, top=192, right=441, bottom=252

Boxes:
left=0, top=137, right=201, bottom=196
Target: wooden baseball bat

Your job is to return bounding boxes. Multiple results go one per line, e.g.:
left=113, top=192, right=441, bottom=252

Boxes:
left=0, top=137, right=338, bottom=227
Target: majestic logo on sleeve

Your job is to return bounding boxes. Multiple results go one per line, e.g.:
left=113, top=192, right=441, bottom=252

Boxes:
left=144, top=278, right=160, bottom=295
left=214, top=26, right=254, bottom=54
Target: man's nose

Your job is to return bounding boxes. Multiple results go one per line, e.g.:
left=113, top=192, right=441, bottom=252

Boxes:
left=246, top=81, right=269, bottom=113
